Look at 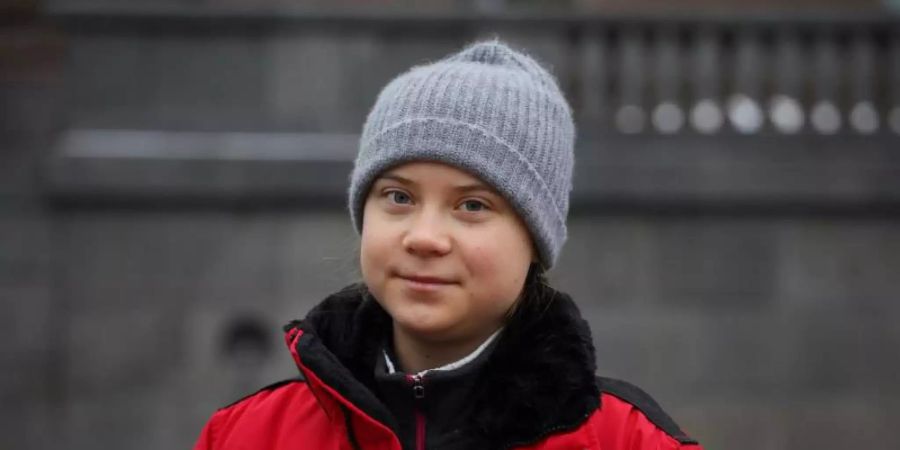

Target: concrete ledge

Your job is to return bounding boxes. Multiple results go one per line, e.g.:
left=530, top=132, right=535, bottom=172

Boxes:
left=572, top=134, right=900, bottom=214
left=43, top=129, right=358, bottom=207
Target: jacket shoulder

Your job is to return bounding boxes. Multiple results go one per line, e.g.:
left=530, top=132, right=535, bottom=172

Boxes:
left=195, top=375, right=311, bottom=449
left=595, top=376, right=699, bottom=446
left=220, top=374, right=307, bottom=410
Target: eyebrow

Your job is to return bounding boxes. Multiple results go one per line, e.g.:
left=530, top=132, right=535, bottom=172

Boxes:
left=378, top=173, right=497, bottom=194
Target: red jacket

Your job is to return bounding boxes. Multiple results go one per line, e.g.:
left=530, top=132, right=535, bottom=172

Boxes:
left=195, top=284, right=703, bottom=450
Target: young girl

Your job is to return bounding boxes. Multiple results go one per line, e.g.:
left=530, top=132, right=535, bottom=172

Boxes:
left=195, top=40, right=703, bottom=450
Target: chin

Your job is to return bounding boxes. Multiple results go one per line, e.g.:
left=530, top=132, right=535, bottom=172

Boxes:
left=393, top=315, right=457, bottom=340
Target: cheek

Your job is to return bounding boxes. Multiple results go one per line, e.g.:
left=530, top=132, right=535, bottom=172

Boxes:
left=465, top=240, right=499, bottom=273
left=360, top=230, right=388, bottom=274
left=465, top=231, right=531, bottom=293
left=359, top=209, right=391, bottom=281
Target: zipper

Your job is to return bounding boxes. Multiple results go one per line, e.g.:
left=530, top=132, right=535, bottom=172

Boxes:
left=407, top=374, right=426, bottom=450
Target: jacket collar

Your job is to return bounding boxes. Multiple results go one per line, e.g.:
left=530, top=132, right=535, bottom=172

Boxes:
left=285, top=283, right=600, bottom=448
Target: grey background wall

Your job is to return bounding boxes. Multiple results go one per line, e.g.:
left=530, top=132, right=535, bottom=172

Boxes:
left=3, top=1, right=900, bottom=450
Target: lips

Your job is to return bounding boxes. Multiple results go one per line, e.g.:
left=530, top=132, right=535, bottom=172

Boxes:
left=399, top=274, right=455, bottom=285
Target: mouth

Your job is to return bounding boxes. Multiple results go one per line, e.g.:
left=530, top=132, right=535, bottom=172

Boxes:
left=396, top=273, right=457, bottom=290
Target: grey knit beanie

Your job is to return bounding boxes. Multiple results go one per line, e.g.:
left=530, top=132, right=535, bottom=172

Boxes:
left=349, top=39, right=575, bottom=268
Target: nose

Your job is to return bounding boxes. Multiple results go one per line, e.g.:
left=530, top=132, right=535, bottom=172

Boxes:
left=401, top=208, right=452, bottom=257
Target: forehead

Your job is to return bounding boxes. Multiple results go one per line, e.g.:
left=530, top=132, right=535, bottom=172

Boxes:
left=377, top=161, right=494, bottom=190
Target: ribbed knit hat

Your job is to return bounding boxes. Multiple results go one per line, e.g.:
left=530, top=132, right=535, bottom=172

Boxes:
left=349, top=39, right=575, bottom=268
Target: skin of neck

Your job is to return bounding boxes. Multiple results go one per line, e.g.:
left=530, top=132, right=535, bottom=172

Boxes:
left=392, top=324, right=499, bottom=374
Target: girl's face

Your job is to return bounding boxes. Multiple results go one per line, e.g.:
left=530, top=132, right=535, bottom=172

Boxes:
left=360, top=161, right=535, bottom=347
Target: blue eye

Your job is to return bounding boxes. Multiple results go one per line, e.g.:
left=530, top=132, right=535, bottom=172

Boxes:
left=461, top=200, right=487, bottom=212
left=387, top=191, right=411, bottom=204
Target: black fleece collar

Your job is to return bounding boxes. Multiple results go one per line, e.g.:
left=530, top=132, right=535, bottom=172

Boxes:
left=286, top=283, right=600, bottom=449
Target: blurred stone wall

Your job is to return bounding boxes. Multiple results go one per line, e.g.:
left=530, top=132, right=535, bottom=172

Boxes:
left=2, top=3, right=900, bottom=450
